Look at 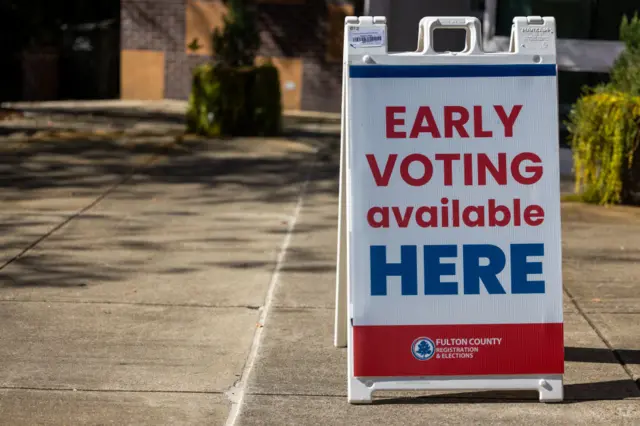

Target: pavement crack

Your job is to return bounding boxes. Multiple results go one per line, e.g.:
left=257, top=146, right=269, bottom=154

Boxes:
left=249, top=391, right=345, bottom=399
left=0, top=385, right=224, bottom=395
left=224, top=155, right=317, bottom=426
left=0, top=299, right=264, bottom=310
left=244, top=391, right=640, bottom=403
left=271, top=305, right=334, bottom=311
left=564, top=287, right=640, bottom=391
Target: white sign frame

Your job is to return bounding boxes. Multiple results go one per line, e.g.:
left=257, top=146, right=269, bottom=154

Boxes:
left=334, top=15, right=564, bottom=404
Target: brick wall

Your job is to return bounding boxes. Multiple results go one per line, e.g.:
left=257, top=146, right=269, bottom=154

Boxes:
left=121, top=0, right=191, bottom=99
left=120, top=0, right=353, bottom=111
left=257, top=1, right=349, bottom=112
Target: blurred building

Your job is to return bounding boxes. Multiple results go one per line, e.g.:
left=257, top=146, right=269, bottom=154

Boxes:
left=120, top=0, right=638, bottom=113
left=3, top=1, right=637, bottom=114
left=120, top=0, right=360, bottom=112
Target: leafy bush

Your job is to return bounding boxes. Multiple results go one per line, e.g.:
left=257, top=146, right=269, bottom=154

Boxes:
left=186, top=64, right=221, bottom=137
left=567, top=13, right=640, bottom=205
left=186, top=63, right=282, bottom=137
left=186, top=0, right=282, bottom=137
left=568, top=90, right=640, bottom=204
left=610, top=13, right=640, bottom=96
left=212, top=0, right=260, bottom=68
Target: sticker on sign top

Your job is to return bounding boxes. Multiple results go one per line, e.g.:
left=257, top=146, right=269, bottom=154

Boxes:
left=349, top=28, right=385, bottom=47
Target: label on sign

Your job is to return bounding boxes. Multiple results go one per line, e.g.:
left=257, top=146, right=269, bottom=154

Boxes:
left=349, top=28, right=385, bottom=47
left=348, top=64, right=564, bottom=377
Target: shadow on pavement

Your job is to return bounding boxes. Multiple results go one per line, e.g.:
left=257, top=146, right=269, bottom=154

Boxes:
left=3, top=107, right=187, bottom=125
left=373, top=347, right=640, bottom=404
left=0, top=125, right=339, bottom=199
left=372, top=346, right=640, bottom=404
left=0, top=123, right=340, bottom=289
left=566, top=346, right=640, bottom=365
left=374, top=378, right=639, bottom=404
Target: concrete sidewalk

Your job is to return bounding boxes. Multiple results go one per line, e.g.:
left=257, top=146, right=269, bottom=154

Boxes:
left=0, top=119, right=327, bottom=424
left=0, top=114, right=638, bottom=424
left=233, top=185, right=640, bottom=425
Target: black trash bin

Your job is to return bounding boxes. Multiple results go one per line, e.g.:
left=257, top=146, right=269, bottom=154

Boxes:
left=59, top=19, right=119, bottom=100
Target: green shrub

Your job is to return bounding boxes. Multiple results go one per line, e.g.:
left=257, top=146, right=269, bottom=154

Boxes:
left=187, top=64, right=217, bottom=136
left=568, top=89, right=640, bottom=205
left=212, top=0, right=260, bottom=68
left=186, top=0, right=281, bottom=137
left=186, top=63, right=282, bottom=137
left=610, top=13, right=640, bottom=96
left=566, top=13, right=640, bottom=205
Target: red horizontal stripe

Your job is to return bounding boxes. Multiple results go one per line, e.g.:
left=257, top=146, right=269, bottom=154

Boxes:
left=353, top=323, right=563, bottom=377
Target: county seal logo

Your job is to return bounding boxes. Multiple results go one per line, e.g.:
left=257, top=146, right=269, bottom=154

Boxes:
left=411, top=337, right=436, bottom=361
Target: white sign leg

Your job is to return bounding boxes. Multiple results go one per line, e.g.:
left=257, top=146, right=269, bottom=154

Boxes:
left=334, top=51, right=349, bottom=349
left=349, top=377, right=373, bottom=404
left=333, top=145, right=348, bottom=348
left=539, top=376, right=564, bottom=402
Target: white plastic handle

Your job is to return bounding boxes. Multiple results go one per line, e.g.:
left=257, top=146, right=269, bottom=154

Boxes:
left=416, top=17, right=483, bottom=55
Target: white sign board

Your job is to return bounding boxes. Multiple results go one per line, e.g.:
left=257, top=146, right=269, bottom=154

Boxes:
left=335, top=16, right=564, bottom=403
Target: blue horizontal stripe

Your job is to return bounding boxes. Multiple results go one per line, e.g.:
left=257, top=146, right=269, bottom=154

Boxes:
left=349, top=64, right=556, bottom=78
